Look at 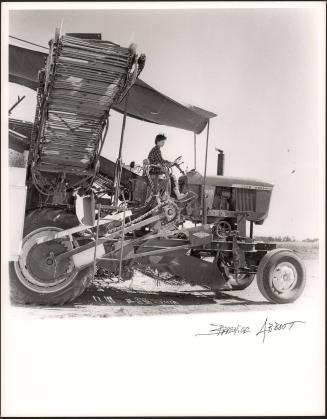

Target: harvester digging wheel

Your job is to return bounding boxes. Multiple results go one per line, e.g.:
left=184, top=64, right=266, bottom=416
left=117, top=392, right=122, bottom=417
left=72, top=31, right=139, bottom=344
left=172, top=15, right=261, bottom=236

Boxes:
left=256, top=248, right=306, bottom=303
left=228, top=274, right=255, bottom=290
left=218, top=259, right=255, bottom=290
left=213, top=220, right=232, bottom=238
left=9, top=208, right=93, bottom=305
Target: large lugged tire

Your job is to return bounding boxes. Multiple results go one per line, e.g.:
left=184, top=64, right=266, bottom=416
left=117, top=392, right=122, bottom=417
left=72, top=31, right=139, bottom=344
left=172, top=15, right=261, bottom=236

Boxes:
left=10, top=208, right=93, bottom=305
left=256, top=248, right=306, bottom=303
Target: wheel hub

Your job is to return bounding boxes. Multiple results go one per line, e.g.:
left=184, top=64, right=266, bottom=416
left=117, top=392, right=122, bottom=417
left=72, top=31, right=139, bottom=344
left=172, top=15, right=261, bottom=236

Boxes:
left=164, top=202, right=178, bottom=222
left=272, top=262, right=297, bottom=292
left=46, top=256, right=54, bottom=265
left=26, top=240, right=71, bottom=283
left=16, top=227, right=76, bottom=292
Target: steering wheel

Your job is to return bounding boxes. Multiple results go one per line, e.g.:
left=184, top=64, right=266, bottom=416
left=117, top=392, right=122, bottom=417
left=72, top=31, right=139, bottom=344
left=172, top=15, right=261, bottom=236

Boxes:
left=172, top=156, right=185, bottom=175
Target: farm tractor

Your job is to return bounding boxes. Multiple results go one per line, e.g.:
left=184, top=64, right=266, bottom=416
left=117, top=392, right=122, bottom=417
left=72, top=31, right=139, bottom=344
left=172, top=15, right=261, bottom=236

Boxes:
left=8, top=31, right=306, bottom=305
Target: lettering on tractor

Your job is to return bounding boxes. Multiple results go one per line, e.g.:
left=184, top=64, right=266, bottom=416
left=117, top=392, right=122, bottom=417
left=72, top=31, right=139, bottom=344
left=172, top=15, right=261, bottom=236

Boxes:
left=8, top=30, right=306, bottom=305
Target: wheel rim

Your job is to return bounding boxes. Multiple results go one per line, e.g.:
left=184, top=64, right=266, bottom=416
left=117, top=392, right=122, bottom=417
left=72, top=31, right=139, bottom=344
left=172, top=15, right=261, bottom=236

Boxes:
left=271, top=261, right=298, bottom=293
left=15, top=227, right=77, bottom=293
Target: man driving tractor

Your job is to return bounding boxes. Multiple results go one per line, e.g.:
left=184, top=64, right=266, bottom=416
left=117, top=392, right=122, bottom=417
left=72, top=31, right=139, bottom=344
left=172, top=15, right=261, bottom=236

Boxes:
left=147, top=134, right=186, bottom=200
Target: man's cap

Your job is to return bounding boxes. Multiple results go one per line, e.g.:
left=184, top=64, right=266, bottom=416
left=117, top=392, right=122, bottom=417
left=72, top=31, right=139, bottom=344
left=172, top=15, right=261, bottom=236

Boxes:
left=155, top=133, right=167, bottom=142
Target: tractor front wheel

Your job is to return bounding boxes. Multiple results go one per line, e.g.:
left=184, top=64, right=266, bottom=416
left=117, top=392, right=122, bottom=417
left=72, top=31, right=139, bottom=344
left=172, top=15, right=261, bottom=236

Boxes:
left=256, top=249, right=306, bottom=303
left=10, top=208, right=93, bottom=305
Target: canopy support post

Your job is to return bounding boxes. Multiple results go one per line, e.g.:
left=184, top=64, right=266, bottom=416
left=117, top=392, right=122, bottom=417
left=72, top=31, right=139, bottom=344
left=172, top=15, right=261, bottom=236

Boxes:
left=202, top=120, right=210, bottom=225
left=114, top=93, right=129, bottom=206
left=194, top=133, right=197, bottom=170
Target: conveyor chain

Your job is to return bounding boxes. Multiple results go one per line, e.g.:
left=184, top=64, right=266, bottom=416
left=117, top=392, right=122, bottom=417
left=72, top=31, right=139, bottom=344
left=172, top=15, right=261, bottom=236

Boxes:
left=31, top=32, right=143, bottom=191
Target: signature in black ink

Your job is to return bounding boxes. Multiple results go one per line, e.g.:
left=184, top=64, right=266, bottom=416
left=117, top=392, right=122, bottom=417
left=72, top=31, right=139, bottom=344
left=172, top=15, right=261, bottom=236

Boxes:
left=195, top=318, right=306, bottom=343
left=255, top=318, right=306, bottom=343
left=195, top=323, right=251, bottom=337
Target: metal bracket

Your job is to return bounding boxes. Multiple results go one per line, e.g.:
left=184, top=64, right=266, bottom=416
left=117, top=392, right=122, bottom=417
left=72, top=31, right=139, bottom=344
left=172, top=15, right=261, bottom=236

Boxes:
left=232, top=234, right=246, bottom=273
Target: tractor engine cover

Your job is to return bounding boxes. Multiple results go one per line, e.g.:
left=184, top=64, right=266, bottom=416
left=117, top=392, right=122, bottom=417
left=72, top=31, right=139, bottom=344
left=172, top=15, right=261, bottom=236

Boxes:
left=180, top=171, right=274, bottom=226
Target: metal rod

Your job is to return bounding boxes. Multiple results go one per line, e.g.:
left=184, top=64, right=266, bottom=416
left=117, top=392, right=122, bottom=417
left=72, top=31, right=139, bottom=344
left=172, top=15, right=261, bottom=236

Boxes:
left=114, top=92, right=129, bottom=205
left=194, top=133, right=197, bottom=170
left=92, top=204, right=101, bottom=281
left=113, top=162, right=122, bottom=206
left=202, top=120, right=210, bottom=225
left=101, top=244, right=190, bottom=261
left=118, top=94, right=129, bottom=160
left=89, top=117, right=111, bottom=188
left=8, top=95, right=25, bottom=115
left=9, top=35, right=49, bottom=50
left=56, top=213, right=164, bottom=261
left=118, top=204, right=127, bottom=281
left=97, top=116, right=110, bottom=158
left=250, top=221, right=253, bottom=239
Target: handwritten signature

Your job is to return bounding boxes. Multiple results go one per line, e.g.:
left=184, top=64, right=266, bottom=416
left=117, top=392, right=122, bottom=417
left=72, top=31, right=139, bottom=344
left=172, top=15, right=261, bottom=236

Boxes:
left=195, top=318, right=306, bottom=343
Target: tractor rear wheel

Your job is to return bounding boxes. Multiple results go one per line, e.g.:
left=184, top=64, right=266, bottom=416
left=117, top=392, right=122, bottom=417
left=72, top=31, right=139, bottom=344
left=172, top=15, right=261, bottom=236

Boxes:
left=256, top=249, right=306, bottom=303
left=10, top=208, right=93, bottom=305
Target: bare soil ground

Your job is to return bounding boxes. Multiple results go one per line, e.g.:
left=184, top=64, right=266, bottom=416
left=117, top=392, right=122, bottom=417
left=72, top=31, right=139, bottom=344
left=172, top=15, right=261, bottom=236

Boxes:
left=11, top=242, right=320, bottom=319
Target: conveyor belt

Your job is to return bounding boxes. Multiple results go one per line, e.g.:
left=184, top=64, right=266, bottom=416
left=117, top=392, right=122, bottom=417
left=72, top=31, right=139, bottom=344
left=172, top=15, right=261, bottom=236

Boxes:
left=32, top=33, right=143, bottom=188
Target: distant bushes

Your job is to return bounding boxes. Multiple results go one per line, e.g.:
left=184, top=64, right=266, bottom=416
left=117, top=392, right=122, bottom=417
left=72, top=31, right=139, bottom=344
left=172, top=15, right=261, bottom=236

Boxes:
left=275, top=241, right=319, bottom=260
left=254, top=236, right=319, bottom=243
left=253, top=236, right=319, bottom=260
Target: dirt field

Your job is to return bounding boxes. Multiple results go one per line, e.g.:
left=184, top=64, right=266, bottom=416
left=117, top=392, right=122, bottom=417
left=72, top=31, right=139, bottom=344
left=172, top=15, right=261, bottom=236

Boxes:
left=11, top=241, right=320, bottom=319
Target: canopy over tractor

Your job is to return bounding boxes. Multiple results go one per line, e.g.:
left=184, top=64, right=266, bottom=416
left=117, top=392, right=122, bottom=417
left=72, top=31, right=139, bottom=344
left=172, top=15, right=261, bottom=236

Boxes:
left=7, top=31, right=306, bottom=306
left=9, top=43, right=217, bottom=134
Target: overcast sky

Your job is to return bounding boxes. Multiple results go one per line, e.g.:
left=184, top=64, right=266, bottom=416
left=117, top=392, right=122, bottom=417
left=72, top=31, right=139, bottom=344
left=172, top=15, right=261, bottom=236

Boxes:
left=8, top=5, right=324, bottom=240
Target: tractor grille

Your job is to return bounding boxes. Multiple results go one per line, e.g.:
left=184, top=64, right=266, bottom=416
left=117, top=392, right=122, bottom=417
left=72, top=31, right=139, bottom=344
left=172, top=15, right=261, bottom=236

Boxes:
left=234, top=188, right=256, bottom=212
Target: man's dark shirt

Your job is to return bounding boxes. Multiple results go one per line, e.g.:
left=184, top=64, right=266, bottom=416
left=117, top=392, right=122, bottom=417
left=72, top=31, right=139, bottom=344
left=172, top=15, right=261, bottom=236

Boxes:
left=148, top=145, right=169, bottom=174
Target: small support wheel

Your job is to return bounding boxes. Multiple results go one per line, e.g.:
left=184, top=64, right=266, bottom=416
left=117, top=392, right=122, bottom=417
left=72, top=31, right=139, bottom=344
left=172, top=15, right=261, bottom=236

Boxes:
left=228, top=273, right=255, bottom=290
left=256, top=248, right=306, bottom=303
left=218, top=259, right=255, bottom=290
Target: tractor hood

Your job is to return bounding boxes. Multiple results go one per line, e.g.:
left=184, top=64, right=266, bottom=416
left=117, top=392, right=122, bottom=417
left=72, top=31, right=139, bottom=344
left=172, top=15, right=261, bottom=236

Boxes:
left=186, top=171, right=274, bottom=190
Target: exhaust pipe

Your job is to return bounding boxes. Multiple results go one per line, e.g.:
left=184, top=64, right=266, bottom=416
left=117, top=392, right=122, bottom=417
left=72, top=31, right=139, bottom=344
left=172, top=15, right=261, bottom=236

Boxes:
left=215, top=148, right=225, bottom=175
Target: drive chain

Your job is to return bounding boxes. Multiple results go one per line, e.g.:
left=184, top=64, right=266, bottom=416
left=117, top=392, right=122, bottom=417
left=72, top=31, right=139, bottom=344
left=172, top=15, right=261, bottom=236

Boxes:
left=103, top=199, right=179, bottom=237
